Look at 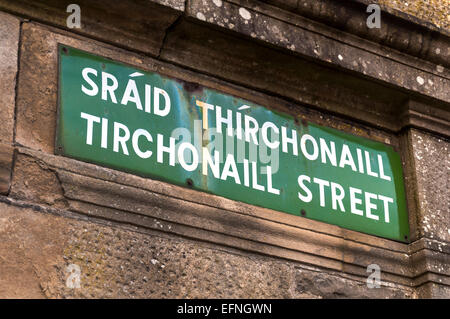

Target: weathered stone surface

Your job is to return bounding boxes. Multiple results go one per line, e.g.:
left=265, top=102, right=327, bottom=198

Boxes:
left=409, top=129, right=450, bottom=243
left=58, top=170, right=345, bottom=262
left=0, top=12, right=20, bottom=144
left=375, top=0, right=450, bottom=30
left=261, top=0, right=298, bottom=11
left=294, top=267, right=413, bottom=298
left=409, top=248, right=450, bottom=285
left=15, top=24, right=59, bottom=152
left=262, top=0, right=450, bottom=33
left=11, top=147, right=442, bottom=292
left=0, top=203, right=58, bottom=298
left=260, top=0, right=449, bottom=66
left=9, top=154, right=67, bottom=208
left=0, top=143, right=14, bottom=194
left=152, top=0, right=185, bottom=11
left=186, top=0, right=449, bottom=104
left=0, top=201, right=414, bottom=298
left=416, top=282, right=450, bottom=299
left=11, top=147, right=422, bottom=287
left=3, top=148, right=447, bottom=298
left=400, top=100, right=450, bottom=138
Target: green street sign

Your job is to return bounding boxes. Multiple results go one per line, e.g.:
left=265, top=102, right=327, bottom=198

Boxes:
left=57, top=46, right=410, bottom=242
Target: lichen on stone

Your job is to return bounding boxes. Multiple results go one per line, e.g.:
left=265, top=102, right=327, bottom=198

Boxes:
left=375, top=0, right=449, bottom=30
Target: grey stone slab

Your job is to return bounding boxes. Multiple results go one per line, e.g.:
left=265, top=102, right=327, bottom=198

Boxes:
left=0, top=12, right=20, bottom=145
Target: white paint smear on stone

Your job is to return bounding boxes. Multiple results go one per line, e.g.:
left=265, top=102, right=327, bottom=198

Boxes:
left=239, top=7, right=251, bottom=20
left=196, top=12, right=206, bottom=21
left=416, top=76, right=424, bottom=85
left=212, top=0, right=223, bottom=7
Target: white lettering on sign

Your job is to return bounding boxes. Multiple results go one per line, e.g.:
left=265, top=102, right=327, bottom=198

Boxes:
left=79, top=66, right=397, bottom=226
left=81, top=68, right=171, bottom=117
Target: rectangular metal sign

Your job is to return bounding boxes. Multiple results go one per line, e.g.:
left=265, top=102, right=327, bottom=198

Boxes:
left=57, top=46, right=410, bottom=242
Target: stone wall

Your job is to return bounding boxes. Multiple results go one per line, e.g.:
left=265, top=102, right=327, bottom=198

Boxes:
left=376, top=0, right=449, bottom=29
left=0, top=201, right=415, bottom=298
left=0, top=0, right=448, bottom=298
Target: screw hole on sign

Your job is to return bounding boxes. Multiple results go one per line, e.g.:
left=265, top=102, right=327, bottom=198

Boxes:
left=300, top=209, right=306, bottom=216
left=186, top=178, right=194, bottom=187
left=62, top=47, right=68, bottom=54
